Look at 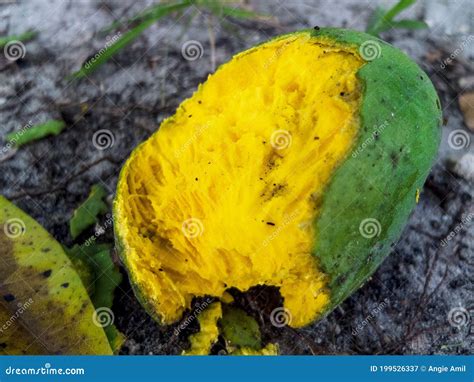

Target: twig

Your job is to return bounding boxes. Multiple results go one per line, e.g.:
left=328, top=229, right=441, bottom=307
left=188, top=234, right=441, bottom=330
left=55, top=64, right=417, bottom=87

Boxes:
left=206, top=14, right=216, bottom=72
left=8, top=156, right=120, bottom=200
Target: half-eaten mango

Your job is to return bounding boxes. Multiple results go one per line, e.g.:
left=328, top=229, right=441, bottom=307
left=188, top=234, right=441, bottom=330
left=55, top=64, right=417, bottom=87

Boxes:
left=114, top=28, right=441, bottom=330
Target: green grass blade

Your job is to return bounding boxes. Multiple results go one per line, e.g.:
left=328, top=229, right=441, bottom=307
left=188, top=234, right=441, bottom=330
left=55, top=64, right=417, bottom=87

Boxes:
left=219, top=5, right=267, bottom=19
left=384, top=0, right=416, bottom=21
left=390, top=19, right=428, bottom=30
left=365, top=7, right=387, bottom=35
left=5, top=119, right=66, bottom=148
left=71, top=1, right=192, bottom=79
left=197, top=0, right=267, bottom=20
left=69, top=184, right=109, bottom=239
left=0, top=30, right=37, bottom=48
left=365, top=0, right=425, bottom=37
left=101, top=0, right=195, bottom=34
left=71, top=19, right=154, bottom=79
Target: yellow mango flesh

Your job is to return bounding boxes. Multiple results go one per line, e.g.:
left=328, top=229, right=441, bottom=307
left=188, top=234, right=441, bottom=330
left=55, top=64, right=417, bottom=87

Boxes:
left=231, top=343, right=279, bottom=355
left=115, top=33, right=363, bottom=327
left=183, top=302, right=222, bottom=355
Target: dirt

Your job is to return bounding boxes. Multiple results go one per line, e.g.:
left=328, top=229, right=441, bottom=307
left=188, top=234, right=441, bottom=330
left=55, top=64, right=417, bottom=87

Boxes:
left=0, top=0, right=472, bottom=355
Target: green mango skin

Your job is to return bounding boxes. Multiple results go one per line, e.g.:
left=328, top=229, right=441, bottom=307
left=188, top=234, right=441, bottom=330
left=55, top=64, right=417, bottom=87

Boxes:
left=114, top=28, right=441, bottom=328
left=0, top=196, right=112, bottom=355
left=309, top=28, right=441, bottom=313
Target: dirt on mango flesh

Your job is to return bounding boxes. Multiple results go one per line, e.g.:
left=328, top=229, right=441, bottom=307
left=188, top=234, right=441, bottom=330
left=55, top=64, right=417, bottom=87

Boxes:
left=114, top=28, right=441, bottom=331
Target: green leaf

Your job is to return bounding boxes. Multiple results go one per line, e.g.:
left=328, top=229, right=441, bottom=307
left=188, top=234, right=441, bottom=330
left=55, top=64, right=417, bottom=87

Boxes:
left=104, top=325, right=126, bottom=353
left=71, top=1, right=192, bottom=79
left=0, top=30, right=37, bottom=48
left=390, top=19, right=428, bottom=30
left=65, top=242, right=112, bottom=295
left=5, top=120, right=66, bottom=148
left=219, top=305, right=261, bottom=349
left=69, top=184, right=109, bottom=239
left=78, top=247, right=124, bottom=353
left=65, top=243, right=124, bottom=352
left=0, top=196, right=112, bottom=355
left=67, top=242, right=113, bottom=258
left=64, top=250, right=96, bottom=295
left=88, top=249, right=122, bottom=309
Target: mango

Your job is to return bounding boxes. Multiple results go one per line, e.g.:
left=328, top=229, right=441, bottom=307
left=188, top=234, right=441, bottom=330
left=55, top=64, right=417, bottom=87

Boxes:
left=114, top=28, right=441, bottom=331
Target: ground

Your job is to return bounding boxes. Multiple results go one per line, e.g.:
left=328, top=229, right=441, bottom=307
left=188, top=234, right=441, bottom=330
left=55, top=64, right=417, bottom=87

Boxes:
left=0, top=0, right=472, bottom=355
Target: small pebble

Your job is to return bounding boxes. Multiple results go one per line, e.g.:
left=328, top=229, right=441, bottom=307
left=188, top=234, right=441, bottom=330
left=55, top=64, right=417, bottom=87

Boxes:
left=453, top=153, right=474, bottom=181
